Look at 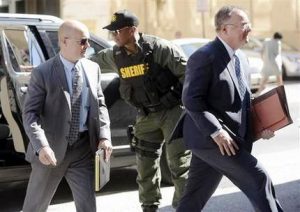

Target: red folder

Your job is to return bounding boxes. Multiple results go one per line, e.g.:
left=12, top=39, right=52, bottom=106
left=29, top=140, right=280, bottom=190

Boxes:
left=251, top=85, right=293, bottom=140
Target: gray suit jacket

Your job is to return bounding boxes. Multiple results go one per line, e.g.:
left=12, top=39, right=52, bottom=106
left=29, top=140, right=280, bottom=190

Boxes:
left=23, top=54, right=111, bottom=165
left=178, top=38, right=253, bottom=151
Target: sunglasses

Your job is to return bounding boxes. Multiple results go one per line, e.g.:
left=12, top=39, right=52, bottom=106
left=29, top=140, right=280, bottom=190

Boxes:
left=78, top=38, right=89, bottom=45
left=65, top=37, right=89, bottom=45
left=110, top=26, right=130, bottom=36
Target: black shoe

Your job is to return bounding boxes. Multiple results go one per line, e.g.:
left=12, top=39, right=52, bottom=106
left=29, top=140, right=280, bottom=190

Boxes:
left=142, top=205, right=159, bottom=212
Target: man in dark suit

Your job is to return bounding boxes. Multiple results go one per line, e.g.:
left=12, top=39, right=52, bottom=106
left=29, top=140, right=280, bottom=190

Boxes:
left=176, top=6, right=283, bottom=212
left=22, top=20, right=112, bottom=212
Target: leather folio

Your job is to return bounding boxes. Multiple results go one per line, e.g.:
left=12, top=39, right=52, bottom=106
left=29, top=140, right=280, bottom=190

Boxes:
left=251, top=85, right=293, bottom=140
left=95, top=149, right=110, bottom=191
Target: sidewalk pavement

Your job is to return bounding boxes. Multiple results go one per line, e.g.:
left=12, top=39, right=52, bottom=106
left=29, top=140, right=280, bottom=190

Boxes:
left=48, top=148, right=300, bottom=212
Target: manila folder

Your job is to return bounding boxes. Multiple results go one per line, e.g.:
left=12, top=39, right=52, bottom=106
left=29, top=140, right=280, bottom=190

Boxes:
left=95, top=149, right=110, bottom=191
left=251, top=85, right=293, bottom=140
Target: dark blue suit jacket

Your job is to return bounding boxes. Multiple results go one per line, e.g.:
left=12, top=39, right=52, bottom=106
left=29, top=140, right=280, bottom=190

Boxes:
left=178, top=37, right=253, bottom=151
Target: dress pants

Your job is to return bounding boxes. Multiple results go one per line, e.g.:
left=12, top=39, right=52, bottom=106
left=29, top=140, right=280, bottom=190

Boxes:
left=22, top=134, right=95, bottom=212
left=177, top=147, right=283, bottom=212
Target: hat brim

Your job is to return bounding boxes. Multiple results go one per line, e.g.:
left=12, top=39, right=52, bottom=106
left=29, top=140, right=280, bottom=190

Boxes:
left=103, top=23, right=130, bottom=31
left=103, top=24, right=116, bottom=30
left=102, top=24, right=134, bottom=31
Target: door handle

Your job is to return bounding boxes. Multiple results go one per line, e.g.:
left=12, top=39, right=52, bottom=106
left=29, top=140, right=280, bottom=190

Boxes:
left=20, top=86, right=28, bottom=94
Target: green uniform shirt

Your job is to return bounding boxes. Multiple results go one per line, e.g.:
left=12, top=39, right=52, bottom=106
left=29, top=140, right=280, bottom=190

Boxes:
left=91, top=33, right=187, bottom=84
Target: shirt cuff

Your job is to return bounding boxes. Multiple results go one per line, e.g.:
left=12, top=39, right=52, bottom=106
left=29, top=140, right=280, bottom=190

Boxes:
left=210, top=129, right=222, bottom=139
left=35, top=146, right=48, bottom=156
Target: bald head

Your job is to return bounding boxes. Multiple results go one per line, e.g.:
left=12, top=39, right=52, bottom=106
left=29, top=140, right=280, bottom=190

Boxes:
left=58, top=20, right=89, bottom=43
left=58, top=20, right=90, bottom=63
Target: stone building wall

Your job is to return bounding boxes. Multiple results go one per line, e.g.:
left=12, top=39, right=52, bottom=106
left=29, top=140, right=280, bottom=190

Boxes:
left=59, top=0, right=300, bottom=49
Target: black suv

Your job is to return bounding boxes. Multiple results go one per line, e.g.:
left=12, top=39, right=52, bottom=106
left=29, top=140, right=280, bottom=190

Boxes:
left=0, top=13, right=171, bottom=184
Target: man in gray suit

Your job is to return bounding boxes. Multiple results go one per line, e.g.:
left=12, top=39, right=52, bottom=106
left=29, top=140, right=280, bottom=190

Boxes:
left=176, top=6, right=283, bottom=212
left=22, top=20, right=112, bottom=212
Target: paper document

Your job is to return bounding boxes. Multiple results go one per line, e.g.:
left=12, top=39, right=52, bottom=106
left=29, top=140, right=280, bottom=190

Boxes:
left=95, top=149, right=110, bottom=191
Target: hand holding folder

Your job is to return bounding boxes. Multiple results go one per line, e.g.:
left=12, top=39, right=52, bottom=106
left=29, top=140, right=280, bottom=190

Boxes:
left=95, top=149, right=110, bottom=191
left=251, top=85, right=293, bottom=141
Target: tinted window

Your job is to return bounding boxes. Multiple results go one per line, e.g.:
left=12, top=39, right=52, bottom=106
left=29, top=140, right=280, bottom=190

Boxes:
left=4, top=29, right=43, bottom=72
left=39, top=30, right=59, bottom=58
left=0, top=40, right=5, bottom=78
left=86, top=39, right=106, bottom=58
left=180, top=42, right=206, bottom=57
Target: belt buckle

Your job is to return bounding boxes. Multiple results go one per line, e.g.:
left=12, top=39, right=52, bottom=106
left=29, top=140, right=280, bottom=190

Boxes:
left=78, top=131, right=87, bottom=139
left=148, top=107, right=155, bottom=112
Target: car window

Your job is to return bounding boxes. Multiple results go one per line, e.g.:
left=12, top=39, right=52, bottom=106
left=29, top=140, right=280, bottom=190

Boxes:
left=4, top=29, right=43, bottom=73
left=39, top=30, right=59, bottom=58
left=86, top=39, right=106, bottom=58
left=0, top=39, right=5, bottom=78
left=180, top=42, right=206, bottom=57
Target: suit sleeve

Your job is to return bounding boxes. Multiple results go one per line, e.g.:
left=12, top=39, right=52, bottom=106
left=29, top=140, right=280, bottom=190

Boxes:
left=22, top=67, right=49, bottom=152
left=182, top=51, right=222, bottom=137
left=96, top=65, right=111, bottom=142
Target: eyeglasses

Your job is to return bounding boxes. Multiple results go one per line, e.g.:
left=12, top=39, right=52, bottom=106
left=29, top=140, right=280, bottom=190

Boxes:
left=110, top=26, right=130, bottom=36
left=225, top=22, right=252, bottom=31
left=65, top=37, right=89, bottom=46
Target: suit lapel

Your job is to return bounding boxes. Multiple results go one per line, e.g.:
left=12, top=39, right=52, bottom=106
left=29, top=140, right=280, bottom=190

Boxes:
left=214, top=38, right=243, bottom=99
left=80, top=60, right=98, bottom=98
left=53, top=55, right=71, bottom=110
left=81, top=60, right=98, bottom=96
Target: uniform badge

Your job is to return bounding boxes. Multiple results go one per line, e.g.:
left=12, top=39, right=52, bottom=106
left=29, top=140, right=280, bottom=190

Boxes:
left=111, top=14, right=117, bottom=23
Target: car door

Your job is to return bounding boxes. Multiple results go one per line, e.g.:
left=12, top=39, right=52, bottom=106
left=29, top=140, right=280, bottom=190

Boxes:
left=0, top=24, right=45, bottom=152
left=1, top=25, right=45, bottom=107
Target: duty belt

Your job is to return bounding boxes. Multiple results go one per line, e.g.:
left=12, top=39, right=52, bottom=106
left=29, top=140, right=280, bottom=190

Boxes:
left=144, top=104, right=166, bottom=113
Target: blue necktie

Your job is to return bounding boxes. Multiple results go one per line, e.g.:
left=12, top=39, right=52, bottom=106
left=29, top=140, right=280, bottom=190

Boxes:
left=234, top=55, right=248, bottom=137
left=234, top=55, right=246, bottom=98
left=68, top=66, right=82, bottom=145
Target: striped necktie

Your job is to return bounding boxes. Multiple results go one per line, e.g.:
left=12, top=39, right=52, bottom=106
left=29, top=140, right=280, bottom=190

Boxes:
left=234, top=55, right=248, bottom=137
left=234, top=54, right=246, bottom=98
left=68, top=66, right=82, bottom=145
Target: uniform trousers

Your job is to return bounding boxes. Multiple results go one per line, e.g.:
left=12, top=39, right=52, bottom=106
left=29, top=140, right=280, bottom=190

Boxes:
left=134, top=105, right=191, bottom=208
left=177, top=147, right=283, bottom=212
left=22, top=133, right=95, bottom=212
